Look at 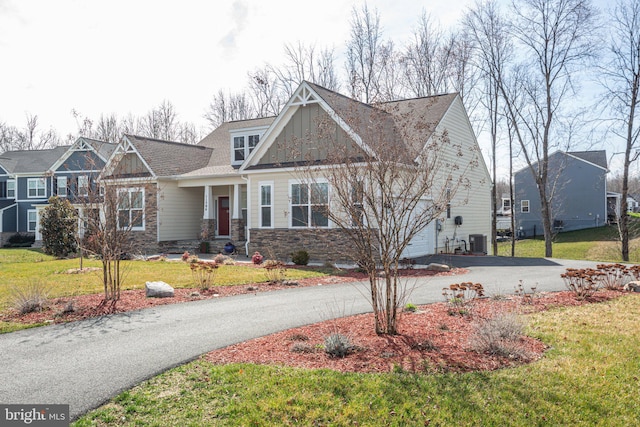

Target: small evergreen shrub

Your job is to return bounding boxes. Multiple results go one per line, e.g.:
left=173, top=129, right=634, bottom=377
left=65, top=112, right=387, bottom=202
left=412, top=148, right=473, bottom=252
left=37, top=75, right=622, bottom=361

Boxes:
left=290, top=250, right=310, bottom=266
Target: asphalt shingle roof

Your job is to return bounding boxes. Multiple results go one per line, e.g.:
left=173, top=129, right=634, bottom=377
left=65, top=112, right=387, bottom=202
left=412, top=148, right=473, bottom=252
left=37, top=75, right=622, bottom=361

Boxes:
left=569, top=150, right=608, bottom=169
left=125, top=135, right=213, bottom=177
left=0, top=146, right=69, bottom=174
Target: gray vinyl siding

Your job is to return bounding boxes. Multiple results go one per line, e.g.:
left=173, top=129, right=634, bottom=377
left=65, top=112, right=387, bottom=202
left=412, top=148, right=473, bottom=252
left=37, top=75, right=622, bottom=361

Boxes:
left=2, top=205, right=17, bottom=232
left=514, top=152, right=607, bottom=237
left=55, top=150, right=105, bottom=172
left=258, top=104, right=363, bottom=166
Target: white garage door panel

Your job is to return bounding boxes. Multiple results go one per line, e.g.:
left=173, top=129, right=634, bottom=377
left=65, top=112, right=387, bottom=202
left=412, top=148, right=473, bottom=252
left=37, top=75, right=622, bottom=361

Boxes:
left=401, top=220, right=436, bottom=259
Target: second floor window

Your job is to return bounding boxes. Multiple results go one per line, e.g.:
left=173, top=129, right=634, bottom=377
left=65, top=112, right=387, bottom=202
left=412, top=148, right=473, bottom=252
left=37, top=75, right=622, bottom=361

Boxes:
left=57, top=176, right=68, bottom=197
left=78, top=176, right=89, bottom=196
left=232, top=134, right=260, bottom=164
left=28, top=178, right=46, bottom=198
left=7, top=180, right=15, bottom=198
left=521, top=200, right=530, bottom=213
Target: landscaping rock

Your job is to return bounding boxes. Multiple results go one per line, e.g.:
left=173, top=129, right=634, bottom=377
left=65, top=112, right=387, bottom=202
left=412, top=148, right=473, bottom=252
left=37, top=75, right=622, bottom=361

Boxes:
left=623, top=281, right=640, bottom=292
left=145, top=281, right=174, bottom=298
left=426, top=263, right=451, bottom=272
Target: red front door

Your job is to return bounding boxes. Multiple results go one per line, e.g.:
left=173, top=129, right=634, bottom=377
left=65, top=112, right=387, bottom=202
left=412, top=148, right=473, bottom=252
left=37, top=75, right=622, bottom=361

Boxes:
left=218, top=196, right=230, bottom=236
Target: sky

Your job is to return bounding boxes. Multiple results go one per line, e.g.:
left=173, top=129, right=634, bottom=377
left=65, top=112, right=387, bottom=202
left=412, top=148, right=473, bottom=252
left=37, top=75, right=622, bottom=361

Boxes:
left=0, top=0, right=624, bottom=179
left=0, top=0, right=475, bottom=138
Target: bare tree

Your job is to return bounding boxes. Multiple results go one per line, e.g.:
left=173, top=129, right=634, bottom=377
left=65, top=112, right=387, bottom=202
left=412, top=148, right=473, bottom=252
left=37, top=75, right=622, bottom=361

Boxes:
left=501, top=0, right=596, bottom=257
left=599, top=0, right=640, bottom=261
left=292, top=102, right=478, bottom=334
left=204, top=89, right=255, bottom=129
left=465, top=0, right=512, bottom=255
left=247, top=67, right=285, bottom=118
left=346, top=3, right=389, bottom=103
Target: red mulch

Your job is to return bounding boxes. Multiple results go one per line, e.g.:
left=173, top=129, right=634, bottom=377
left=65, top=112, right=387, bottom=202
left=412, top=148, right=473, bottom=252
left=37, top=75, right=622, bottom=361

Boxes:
left=1, top=264, right=626, bottom=374
left=204, top=290, right=624, bottom=374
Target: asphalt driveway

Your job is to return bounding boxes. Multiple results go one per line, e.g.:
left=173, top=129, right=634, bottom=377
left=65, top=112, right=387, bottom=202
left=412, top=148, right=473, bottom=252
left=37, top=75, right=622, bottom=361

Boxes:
left=0, top=256, right=603, bottom=420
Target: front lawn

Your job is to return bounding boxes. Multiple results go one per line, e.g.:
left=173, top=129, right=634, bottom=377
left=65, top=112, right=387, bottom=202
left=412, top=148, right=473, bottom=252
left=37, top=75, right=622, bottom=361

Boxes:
left=74, top=294, right=640, bottom=426
left=0, top=248, right=325, bottom=315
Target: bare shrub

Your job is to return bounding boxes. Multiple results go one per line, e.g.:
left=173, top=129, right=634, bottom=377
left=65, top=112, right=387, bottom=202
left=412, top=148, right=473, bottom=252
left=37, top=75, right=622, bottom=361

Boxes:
left=11, top=281, right=49, bottom=314
left=442, top=282, right=485, bottom=315
left=471, top=312, right=528, bottom=359
left=263, top=259, right=287, bottom=284
left=596, top=264, right=629, bottom=290
left=190, top=261, right=218, bottom=290
left=290, top=342, right=316, bottom=354
left=561, top=268, right=601, bottom=299
left=213, top=254, right=234, bottom=265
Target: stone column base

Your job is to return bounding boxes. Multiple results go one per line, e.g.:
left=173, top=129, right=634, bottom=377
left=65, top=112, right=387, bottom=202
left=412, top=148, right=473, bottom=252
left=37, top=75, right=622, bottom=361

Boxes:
left=231, top=218, right=245, bottom=242
left=201, top=219, right=216, bottom=240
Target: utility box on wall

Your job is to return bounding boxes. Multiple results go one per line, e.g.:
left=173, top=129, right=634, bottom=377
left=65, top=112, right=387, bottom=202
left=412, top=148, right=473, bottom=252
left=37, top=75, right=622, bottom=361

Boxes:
left=469, top=234, right=487, bottom=254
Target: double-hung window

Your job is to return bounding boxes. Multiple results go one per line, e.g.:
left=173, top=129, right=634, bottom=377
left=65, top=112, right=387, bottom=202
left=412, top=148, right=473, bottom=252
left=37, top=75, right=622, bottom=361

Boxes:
left=291, top=181, right=329, bottom=228
left=521, top=200, right=530, bottom=213
left=118, top=189, right=145, bottom=230
left=232, top=134, right=261, bottom=165
left=7, top=180, right=15, bottom=198
left=57, top=176, right=68, bottom=197
left=27, top=210, right=37, bottom=232
left=259, top=182, right=273, bottom=228
left=78, top=176, right=89, bottom=196
left=28, top=178, right=46, bottom=198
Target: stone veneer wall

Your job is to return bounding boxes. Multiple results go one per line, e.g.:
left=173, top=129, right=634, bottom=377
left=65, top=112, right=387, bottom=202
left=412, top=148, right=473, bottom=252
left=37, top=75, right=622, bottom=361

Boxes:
left=249, top=228, right=357, bottom=263
left=201, top=219, right=216, bottom=240
left=128, top=185, right=161, bottom=255
left=230, top=218, right=245, bottom=242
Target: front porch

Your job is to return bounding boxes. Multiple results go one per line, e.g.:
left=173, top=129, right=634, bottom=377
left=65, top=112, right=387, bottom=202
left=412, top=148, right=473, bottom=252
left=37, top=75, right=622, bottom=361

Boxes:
left=199, top=183, right=247, bottom=244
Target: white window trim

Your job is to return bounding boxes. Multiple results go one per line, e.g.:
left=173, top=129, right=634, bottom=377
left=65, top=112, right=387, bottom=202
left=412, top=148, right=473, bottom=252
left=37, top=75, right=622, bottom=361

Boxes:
left=258, top=181, right=274, bottom=228
left=78, top=175, right=89, bottom=196
left=521, top=200, right=530, bottom=213
left=6, top=180, right=15, bottom=198
left=27, top=178, right=46, bottom=198
left=231, top=133, right=262, bottom=166
left=27, top=209, right=37, bottom=232
left=288, top=179, right=330, bottom=229
left=117, top=188, right=145, bottom=231
left=57, top=176, right=68, bottom=197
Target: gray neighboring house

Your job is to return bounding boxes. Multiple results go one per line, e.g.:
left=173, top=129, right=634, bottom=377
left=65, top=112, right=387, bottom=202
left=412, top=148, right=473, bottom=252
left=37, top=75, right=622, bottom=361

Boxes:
left=514, top=150, right=608, bottom=238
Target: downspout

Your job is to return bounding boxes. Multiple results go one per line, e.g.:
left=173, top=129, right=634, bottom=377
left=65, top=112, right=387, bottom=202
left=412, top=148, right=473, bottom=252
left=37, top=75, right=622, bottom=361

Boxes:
left=241, top=174, right=250, bottom=256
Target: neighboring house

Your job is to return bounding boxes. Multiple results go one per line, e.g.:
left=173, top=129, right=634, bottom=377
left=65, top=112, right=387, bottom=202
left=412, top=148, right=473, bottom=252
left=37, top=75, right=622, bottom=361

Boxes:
left=0, top=137, right=115, bottom=245
left=606, top=193, right=639, bottom=221
left=102, top=81, right=491, bottom=260
left=514, top=150, right=608, bottom=238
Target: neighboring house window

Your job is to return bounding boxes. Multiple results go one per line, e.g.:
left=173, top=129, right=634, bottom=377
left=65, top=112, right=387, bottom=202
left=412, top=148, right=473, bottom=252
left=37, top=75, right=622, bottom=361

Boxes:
left=118, top=189, right=145, bottom=230
left=7, top=180, right=15, bottom=198
left=27, top=210, right=37, bottom=232
left=57, top=176, right=68, bottom=197
left=291, top=181, right=329, bottom=228
left=232, top=134, right=261, bottom=164
left=27, top=178, right=46, bottom=198
left=0, top=181, right=5, bottom=198
left=259, top=182, right=273, bottom=228
left=446, top=188, right=452, bottom=219
left=78, top=176, right=89, bottom=196
left=521, top=200, right=530, bottom=213
left=502, top=199, right=511, bottom=212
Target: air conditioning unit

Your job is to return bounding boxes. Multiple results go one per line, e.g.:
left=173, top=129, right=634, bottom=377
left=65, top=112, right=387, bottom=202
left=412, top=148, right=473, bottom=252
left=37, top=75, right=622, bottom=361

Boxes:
left=469, top=234, right=487, bottom=254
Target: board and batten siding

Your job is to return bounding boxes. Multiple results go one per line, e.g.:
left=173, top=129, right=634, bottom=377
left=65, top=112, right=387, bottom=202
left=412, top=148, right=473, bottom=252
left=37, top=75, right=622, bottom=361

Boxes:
left=431, top=97, right=491, bottom=252
left=157, top=180, right=203, bottom=241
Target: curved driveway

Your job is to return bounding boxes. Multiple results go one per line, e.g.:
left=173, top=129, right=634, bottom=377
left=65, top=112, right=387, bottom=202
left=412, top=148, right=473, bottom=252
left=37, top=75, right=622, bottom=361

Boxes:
left=0, top=257, right=602, bottom=420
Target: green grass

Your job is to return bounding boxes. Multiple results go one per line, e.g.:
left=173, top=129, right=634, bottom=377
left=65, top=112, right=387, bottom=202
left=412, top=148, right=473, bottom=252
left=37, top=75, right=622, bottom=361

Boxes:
left=0, top=249, right=325, bottom=313
left=73, top=295, right=640, bottom=426
left=497, top=222, right=640, bottom=262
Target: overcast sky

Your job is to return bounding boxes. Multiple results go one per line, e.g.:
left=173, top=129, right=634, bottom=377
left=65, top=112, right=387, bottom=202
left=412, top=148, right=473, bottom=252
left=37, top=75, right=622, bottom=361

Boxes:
left=0, top=0, right=478, bottom=138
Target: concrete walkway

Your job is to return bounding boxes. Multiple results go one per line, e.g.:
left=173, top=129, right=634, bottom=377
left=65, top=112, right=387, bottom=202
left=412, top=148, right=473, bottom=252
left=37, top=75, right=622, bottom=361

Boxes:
left=0, top=257, right=602, bottom=420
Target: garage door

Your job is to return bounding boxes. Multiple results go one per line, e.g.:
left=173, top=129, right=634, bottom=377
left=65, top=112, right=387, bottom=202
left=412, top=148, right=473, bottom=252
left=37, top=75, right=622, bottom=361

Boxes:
left=400, top=219, right=436, bottom=259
